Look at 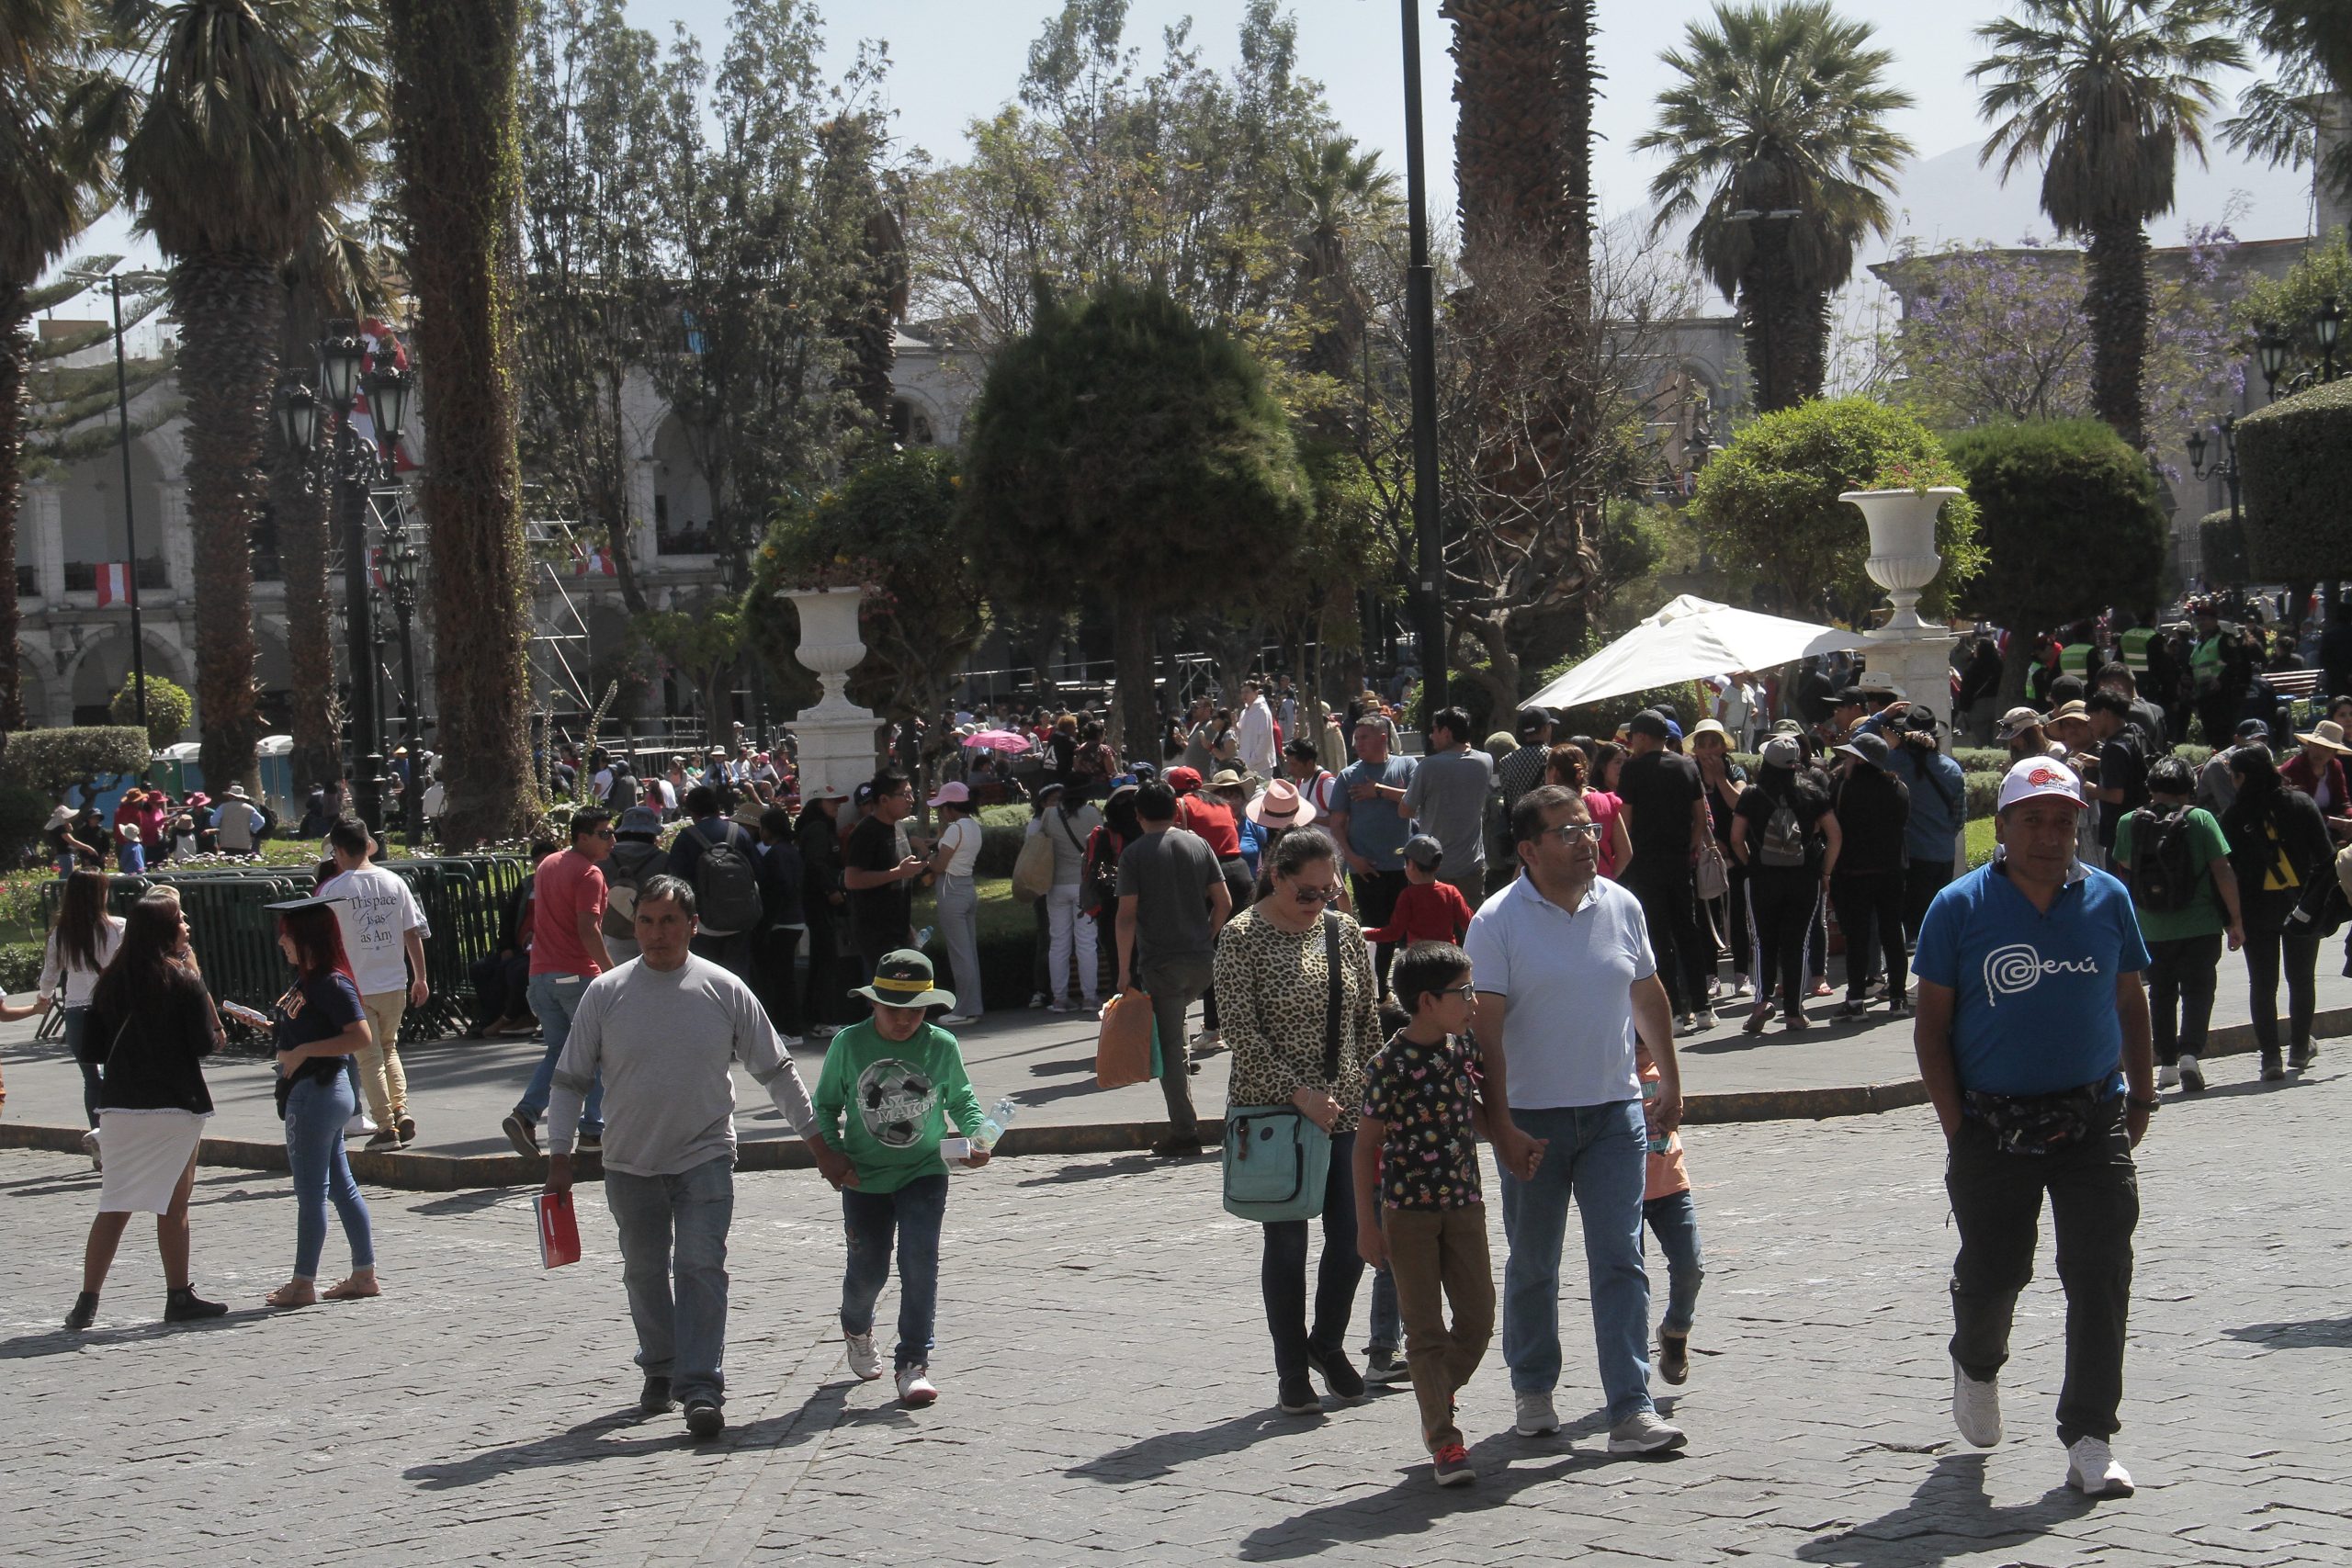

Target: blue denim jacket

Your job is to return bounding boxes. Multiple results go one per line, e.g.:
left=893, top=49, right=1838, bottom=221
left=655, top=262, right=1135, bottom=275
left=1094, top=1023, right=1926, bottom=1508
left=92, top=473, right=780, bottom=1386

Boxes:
left=1887, top=746, right=1966, bottom=862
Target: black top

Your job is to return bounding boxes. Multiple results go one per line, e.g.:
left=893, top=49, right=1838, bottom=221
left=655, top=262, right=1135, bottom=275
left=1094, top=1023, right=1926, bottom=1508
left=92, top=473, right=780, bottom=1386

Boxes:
left=85, top=966, right=220, bottom=1114
left=757, top=837, right=805, bottom=931
left=2222, top=785, right=2334, bottom=931
left=796, top=808, right=845, bottom=920
left=845, top=813, right=912, bottom=950
left=1735, top=776, right=1833, bottom=874
left=1832, top=764, right=1911, bottom=876
left=274, top=970, right=366, bottom=1089
left=2097, top=731, right=2149, bottom=849
left=1618, top=750, right=1705, bottom=866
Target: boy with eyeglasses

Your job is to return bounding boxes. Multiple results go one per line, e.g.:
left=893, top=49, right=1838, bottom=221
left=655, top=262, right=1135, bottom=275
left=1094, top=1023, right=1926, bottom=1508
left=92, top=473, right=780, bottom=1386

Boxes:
left=1353, top=941, right=1514, bottom=1487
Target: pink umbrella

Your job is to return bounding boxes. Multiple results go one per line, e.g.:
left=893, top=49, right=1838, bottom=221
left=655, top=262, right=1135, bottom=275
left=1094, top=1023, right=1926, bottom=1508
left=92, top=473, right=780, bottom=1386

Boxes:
left=962, top=728, right=1034, bottom=753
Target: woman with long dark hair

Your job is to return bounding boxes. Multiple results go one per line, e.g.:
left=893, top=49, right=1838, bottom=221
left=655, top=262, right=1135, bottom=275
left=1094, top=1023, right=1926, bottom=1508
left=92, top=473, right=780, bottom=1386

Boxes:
left=265, top=898, right=379, bottom=1308
left=64, top=891, right=227, bottom=1331
left=1216, top=827, right=1382, bottom=1413
left=1731, top=738, right=1842, bottom=1033
left=2222, top=746, right=2332, bottom=1081
left=38, top=869, right=126, bottom=1156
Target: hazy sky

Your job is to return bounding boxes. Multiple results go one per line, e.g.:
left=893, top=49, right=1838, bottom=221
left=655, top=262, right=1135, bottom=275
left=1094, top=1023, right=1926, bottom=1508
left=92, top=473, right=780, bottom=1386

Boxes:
left=50, top=1, right=2314, bottom=300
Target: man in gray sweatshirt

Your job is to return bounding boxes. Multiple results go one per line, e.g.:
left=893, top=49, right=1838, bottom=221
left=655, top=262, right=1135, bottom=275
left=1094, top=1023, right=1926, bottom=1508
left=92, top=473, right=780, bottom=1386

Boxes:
left=547, top=874, right=853, bottom=1439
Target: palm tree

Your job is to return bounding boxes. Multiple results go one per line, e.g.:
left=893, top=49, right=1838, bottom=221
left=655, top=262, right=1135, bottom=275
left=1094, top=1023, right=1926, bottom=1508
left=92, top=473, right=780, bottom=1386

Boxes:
left=1289, top=136, right=1396, bottom=386
left=1972, top=0, right=2245, bottom=452
left=2, top=0, right=107, bottom=728
left=2225, top=1, right=2352, bottom=206
left=106, top=0, right=375, bottom=790
left=1636, top=1, right=1915, bottom=412
left=382, top=0, right=537, bottom=845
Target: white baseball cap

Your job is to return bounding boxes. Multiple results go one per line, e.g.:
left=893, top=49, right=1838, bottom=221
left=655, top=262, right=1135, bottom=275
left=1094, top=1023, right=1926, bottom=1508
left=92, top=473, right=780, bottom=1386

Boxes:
left=1996, top=756, right=2085, bottom=812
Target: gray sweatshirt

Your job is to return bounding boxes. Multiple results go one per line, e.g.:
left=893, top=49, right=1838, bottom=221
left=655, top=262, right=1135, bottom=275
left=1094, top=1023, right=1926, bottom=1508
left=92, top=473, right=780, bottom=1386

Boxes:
left=547, top=954, right=815, bottom=1176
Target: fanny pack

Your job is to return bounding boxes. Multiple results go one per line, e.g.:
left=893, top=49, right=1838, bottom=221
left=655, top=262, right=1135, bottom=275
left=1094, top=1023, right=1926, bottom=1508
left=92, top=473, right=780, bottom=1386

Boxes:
left=1962, top=1080, right=2115, bottom=1156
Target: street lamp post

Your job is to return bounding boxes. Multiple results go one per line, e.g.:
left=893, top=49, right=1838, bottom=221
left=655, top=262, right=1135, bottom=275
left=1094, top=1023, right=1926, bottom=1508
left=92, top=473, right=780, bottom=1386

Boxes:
left=63, top=267, right=171, bottom=732
left=2187, top=413, right=2242, bottom=526
left=1398, top=0, right=1445, bottom=717
left=380, top=509, right=424, bottom=844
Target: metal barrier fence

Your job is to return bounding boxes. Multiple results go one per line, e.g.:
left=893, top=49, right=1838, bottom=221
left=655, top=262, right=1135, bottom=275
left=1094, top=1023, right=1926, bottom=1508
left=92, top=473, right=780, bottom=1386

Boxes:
left=41, top=857, right=528, bottom=1043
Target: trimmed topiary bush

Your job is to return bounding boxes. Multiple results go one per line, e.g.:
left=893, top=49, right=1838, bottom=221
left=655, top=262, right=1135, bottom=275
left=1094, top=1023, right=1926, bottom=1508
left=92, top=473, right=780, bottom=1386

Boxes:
left=2235, top=378, right=2352, bottom=579
left=2, top=727, right=150, bottom=802
left=1946, top=419, right=2168, bottom=635
left=2199, top=507, right=2249, bottom=587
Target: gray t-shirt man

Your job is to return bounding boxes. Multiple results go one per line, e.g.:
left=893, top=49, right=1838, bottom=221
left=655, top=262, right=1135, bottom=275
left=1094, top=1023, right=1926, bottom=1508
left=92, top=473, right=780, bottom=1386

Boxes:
left=547, top=953, right=815, bottom=1174
left=1117, top=827, right=1222, bottom=964
left=1405, top=746, right=1498, bottom=876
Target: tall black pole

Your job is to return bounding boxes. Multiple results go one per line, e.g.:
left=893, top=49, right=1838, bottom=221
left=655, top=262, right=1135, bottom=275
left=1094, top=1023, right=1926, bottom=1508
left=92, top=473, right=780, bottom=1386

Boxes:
left=395, top=591, right=421, bottom=843
left=335, top=413, right=384, bottom=833
left=1400, top=0, right=1446, bottom=720
left=108, top=276, right=147, bottom=734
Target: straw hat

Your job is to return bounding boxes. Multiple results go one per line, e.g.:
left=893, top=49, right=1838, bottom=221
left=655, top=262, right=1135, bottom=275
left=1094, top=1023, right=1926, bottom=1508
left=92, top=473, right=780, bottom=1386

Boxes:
left=1244, top=777, right=1317, bottom=829
left=2295, top=718, right=2352, bottom=755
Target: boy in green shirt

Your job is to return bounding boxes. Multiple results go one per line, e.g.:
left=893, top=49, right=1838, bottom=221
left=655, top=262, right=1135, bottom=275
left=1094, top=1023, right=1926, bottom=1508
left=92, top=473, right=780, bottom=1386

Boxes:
left=2111, top=756, right=2244, bottom=1094
left=813, top=949, right=989, bottom=1406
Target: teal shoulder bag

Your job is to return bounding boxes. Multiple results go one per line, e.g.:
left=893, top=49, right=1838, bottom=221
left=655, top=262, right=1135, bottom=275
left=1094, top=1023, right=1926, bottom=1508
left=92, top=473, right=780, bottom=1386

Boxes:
left=1221, top=913, right=1342, bottom=1223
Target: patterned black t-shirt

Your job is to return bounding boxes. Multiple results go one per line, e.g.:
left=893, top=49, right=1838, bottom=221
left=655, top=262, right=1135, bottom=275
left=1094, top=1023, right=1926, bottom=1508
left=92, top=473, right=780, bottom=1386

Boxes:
left=1360, top=1030, right=1484, bottom=1211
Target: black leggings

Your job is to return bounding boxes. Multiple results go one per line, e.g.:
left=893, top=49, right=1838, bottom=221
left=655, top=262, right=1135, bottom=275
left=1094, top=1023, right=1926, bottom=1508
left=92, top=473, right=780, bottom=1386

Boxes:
left=1746, top=869, right=1819, bottom=1011
left=2241, top=927, right=2319, bottom=1059
left=1832, top=870, right=1908, bottom=1003
left=1261, top=1129, right=1364, bottom=1381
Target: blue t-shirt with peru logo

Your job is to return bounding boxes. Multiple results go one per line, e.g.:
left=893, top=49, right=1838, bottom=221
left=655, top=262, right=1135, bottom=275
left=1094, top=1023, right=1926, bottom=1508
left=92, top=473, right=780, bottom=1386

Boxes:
left=1913, top=859, right=2150, bottom=1097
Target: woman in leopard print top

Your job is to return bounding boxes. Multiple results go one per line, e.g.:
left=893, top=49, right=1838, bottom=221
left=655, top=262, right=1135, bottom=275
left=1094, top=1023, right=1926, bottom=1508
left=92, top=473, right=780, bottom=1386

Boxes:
left=1215, top=827, right=1383, bottom=1413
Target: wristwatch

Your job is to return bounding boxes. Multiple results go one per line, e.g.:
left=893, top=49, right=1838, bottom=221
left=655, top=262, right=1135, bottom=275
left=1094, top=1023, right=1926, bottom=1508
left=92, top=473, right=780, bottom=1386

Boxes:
left=2125, top=1094, right=2162, bottom=1112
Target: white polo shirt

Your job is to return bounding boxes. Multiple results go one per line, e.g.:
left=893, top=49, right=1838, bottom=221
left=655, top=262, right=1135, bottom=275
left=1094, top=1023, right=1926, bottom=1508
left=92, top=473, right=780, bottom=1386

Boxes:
left=1462, top=874, right=1654, bottom=1110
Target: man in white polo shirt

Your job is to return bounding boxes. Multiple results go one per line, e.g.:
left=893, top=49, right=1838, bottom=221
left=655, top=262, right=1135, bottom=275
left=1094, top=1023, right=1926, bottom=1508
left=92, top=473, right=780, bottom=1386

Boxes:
left=1463, top=783, right=1689, bottom=1455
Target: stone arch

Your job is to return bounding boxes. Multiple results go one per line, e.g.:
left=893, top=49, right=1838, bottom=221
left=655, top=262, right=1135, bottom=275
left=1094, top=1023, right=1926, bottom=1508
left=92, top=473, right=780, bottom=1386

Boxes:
left=66, top=629, right=193, bottom=729
left=888, top=393, right=940, bottom=447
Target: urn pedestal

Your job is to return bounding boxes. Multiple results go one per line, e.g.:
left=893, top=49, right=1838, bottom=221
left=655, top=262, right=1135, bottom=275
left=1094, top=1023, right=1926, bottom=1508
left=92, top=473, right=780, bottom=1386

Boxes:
left=780, top=586, right=883, bottom=801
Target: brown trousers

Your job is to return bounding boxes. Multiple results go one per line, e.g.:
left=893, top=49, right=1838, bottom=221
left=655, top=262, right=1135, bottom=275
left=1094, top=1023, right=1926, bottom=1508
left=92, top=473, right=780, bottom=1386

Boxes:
left=1385, top=1203, right=1496, bottom=1451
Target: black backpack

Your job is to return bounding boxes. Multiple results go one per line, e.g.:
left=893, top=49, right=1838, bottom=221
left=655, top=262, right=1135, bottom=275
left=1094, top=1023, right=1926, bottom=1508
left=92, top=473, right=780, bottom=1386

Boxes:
left=1758, top=796, right=1808, bottom=869
left=2130, top=805, right=2201, bottom=913
left=684, top=820, right=763, bottom=933
left=607, top=767, right=639, bottom=810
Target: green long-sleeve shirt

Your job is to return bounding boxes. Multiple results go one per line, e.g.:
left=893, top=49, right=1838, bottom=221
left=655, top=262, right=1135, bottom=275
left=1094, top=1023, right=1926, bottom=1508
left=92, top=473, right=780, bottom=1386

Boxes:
left=812, top=1018, right=985, bottom=1192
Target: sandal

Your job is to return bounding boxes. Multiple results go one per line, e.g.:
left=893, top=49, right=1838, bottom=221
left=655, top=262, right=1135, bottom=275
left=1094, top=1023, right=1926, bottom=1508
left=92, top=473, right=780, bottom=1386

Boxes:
left=322, top=1275, right=379, bottom=1302
left=266, top=1282, right=317, bottom=1309
left=1742, top=1006, right=1770, bottom=1035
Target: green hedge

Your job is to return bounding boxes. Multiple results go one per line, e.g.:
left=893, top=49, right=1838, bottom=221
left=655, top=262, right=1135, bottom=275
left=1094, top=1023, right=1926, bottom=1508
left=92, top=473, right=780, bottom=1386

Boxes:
left=2, top=727, right=149, bottom=800
left=2237, top=377, right=2352, bottom=579
left=2199, top=508, right=2249, bottom=588
left=0, top=941, right=40, bottom=994
left=1946, top=419, right=2166, bottom=640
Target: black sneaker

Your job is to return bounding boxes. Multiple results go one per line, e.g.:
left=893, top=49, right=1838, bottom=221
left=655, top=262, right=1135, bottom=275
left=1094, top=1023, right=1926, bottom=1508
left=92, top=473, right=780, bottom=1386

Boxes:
left=639, top=1375, right=673, bottom=1414
left=163, top=1287, right=228, bottom=1323
left=502, top=1112, right=539, bottom=1158
left=2289, top=1041, right=2318, bottom=1070
left=1276, top=1375, right=1322, bottom=1416
left=1364, top=1348, right=1410, bottom=1384
left=684, top=1401, right=724, bottom=1439
left=577, top=1132, right=604, bottom=1153
left=395, top=1115, right=418, bottom=1145
left=2263, top=1055, right=2287, bottom=1083
left=1658, top=1332, right=1690, bottom=1386
left=1837, top=998, right=1870, bottom=1018
left=64, top=1292, right=98, bottom=1332
left=1306, top=1345, right=1366, bottom=1400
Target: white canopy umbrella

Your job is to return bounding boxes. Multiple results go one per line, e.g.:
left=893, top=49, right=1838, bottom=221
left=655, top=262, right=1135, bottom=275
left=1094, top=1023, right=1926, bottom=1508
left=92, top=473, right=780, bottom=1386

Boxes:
left=1524, top=594, right=1866, bottom=713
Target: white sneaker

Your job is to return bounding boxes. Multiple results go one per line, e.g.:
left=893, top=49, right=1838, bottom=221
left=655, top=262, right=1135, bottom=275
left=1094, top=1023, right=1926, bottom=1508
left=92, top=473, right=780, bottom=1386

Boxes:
left=344, top=1112, right=379, bottom=1137
left=937, top=1013, right=978, bottom=1028
left=2157, top=1064, right=2180, bottom=1089
left=1191, top=1028, right=1223, bottom=1051
left=2065, top=1436, right=2134, bottom=1497
left=1606, top=1409, right=1688, bottom=1454
left=1728, top=974, right=1750, bottom=997
left=844, top=1331, right=882, bottom=1382
left=1513, top=1389, right=1559, bottom=1437
left=1952, top=1360, right=2001, bottom=1448
left=82, top=1129, right=102, bottom=1171
left=896, top=1364, right=939, bottom=1406
left=2178, top=1054, right=2205, bottom=1092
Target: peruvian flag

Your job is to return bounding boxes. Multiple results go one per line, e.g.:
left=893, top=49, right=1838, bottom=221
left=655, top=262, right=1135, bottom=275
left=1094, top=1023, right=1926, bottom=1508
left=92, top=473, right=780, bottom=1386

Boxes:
left=95, top=562, right=130, bottom=606
left=572, top=545, right=617, bottom=578
left=368, top=547, right=390, bottom=591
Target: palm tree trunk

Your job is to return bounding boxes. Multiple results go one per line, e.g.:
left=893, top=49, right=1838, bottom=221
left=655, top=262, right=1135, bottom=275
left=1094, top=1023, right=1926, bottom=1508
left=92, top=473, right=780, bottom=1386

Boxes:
left=172, top=254, right=275, bottom=791
left=1113, top=595, right=1157, bottom=767
left=0, top=290, right=29, bottom=729
left=2085, top=216, right=2150, bottom=453
left=268, top=439, right=338, bottom=798
left=386, top=0, right=537, bottom=846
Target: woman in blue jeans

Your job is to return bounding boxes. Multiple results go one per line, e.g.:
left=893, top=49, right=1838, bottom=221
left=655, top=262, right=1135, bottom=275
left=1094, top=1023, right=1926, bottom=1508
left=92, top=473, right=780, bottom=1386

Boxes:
left=264, top=898, right=379, bottom=1308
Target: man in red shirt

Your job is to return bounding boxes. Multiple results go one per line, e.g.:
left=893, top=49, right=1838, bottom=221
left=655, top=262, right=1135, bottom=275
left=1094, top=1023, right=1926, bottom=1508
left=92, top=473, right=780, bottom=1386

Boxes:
left=504, top=808, right=616, bottom=1156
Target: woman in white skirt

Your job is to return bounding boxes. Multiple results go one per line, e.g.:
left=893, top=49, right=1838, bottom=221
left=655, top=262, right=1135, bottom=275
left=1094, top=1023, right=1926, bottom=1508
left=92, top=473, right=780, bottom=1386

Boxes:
left=66, top=891, right=229, bottom=1331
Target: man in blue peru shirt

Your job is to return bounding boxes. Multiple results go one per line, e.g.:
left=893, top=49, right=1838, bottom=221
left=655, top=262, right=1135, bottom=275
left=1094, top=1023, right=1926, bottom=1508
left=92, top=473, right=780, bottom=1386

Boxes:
left=1913, top=756, right=2157, bottom=1503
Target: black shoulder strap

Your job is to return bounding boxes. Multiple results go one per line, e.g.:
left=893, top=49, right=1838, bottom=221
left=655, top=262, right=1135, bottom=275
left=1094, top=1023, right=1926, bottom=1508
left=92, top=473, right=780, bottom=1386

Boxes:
left=1321, top=910, right=1343, bottom=1081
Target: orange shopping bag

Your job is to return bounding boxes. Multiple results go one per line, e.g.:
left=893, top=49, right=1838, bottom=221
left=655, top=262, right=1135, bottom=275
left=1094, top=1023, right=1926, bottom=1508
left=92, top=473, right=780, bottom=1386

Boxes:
left=1095, top=990, right=1156, bottom=1089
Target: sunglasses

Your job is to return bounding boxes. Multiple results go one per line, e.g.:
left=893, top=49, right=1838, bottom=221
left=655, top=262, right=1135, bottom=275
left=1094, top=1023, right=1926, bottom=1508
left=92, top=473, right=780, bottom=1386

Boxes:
left=1290, top=884, right=1342, bottom=905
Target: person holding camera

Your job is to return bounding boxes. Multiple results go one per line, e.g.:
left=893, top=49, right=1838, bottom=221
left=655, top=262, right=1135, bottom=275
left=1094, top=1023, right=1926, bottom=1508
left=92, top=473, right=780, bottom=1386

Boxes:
left=1883, top=705, right=1967, bottom=944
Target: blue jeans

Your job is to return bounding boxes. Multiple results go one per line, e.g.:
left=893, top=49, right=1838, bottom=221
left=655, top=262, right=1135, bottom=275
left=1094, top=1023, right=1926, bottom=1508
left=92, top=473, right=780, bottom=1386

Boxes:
left=1643, top=1190, right=1705, bottom=1336
left=605, top=1156, right=735, bottom=1409
left=516, top=972, right=602, bottom=1134
left=1498, top=1100, right=1653, bottom=1421
left=286, top=1070, right=375, bottom=1280
left=1364, top=1204, right=1402, bottom=1354
left=841, top=1175, right=948, bottom=1371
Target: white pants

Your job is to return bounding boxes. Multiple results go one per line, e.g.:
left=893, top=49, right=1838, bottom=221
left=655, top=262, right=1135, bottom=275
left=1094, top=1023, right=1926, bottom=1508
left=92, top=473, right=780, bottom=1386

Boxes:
left=1046, top=883, right=1099, bottom=1003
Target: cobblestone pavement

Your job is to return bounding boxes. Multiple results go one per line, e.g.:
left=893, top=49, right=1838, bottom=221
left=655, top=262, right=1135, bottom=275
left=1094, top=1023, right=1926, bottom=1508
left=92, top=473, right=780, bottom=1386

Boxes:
left=3, top=1050, right=2345, bottom=1567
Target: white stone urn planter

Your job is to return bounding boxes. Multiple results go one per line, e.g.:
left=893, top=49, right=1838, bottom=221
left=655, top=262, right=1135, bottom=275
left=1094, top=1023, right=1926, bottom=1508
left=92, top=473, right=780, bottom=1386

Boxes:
left=1841, top=487, right=1961, bottom=634
left=779, top=584, right=874, bottom=720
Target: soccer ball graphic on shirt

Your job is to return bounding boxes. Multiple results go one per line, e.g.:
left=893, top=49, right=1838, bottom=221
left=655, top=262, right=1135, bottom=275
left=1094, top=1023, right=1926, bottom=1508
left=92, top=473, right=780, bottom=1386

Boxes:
left=857, top=1059, right=938, bottom=1147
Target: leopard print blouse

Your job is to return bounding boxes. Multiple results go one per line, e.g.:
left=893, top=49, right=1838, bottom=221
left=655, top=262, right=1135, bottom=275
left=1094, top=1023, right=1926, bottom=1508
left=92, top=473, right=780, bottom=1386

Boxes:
left=1216, top=907, right=1382, bottom=1133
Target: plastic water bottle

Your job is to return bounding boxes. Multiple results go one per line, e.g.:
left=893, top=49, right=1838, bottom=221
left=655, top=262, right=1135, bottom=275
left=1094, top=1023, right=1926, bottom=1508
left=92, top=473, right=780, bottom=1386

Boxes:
left=1641, top=1077, right=1669, bottom=1155
left=975, top=1095, right=1019, bottom=1151
left=916, top=925, right=934, bottom=948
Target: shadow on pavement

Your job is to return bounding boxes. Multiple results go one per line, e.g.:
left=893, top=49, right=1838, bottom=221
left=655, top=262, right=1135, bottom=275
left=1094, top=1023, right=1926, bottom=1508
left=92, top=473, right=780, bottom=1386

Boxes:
left=1069, top=1406, right=1345, bottom=1483
left=0, top=1306, right=274, bottom=1359
left=2223, top=1314, right=2352, bottom=1350
left=404, top=1380, right=853, bottom=1489
left=1016, top=1154, right=1181, bottom=1188
left=1795, top=1453, right=2095, bottom=1565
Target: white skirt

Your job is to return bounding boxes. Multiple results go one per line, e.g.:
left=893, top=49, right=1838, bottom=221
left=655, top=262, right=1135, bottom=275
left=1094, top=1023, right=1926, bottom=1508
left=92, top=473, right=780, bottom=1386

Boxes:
left=96, top=1109, right=207, bottom=1214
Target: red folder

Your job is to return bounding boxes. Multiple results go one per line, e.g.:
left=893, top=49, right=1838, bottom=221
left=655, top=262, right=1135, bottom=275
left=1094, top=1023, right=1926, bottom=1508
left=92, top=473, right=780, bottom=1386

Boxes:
left=537, top=1191, right=582, bottom=1269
